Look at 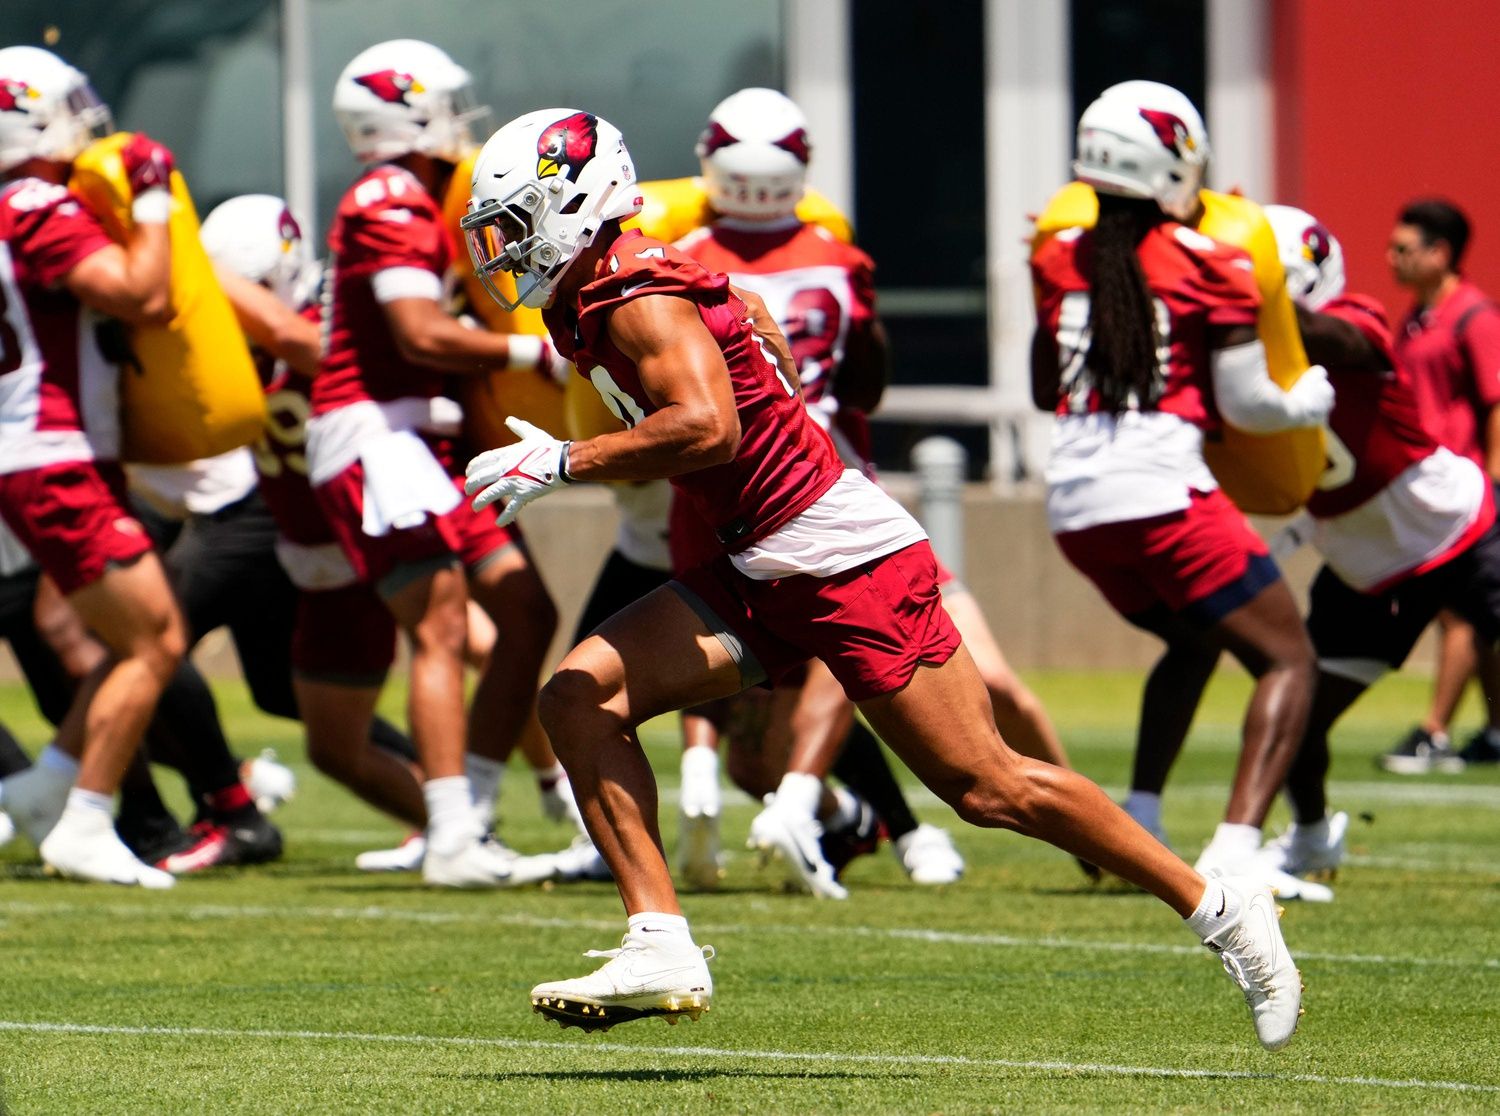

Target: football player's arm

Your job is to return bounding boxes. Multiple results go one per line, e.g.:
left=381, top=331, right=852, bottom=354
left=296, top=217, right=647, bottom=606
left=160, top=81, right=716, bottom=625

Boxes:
left=564, top=294, right=741, bottom=482
left=1210, top=323, right=1333, bottom=433
left=1030, top=326, right=1061, bottom=411
left=214, top=267, right=320, bottom=377
left=381, top=294, right=540, bottom=375
left=64, top=224, right=172, bottom=326
left=1292, top=304, right=1383, bottom=373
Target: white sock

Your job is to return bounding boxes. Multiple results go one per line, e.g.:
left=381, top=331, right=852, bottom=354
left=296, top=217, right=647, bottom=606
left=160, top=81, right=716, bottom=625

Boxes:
left=1122, top=790, right=1162, bottom=832
left=39, top=745, right=80, bottom=777
left=628, top=911, right=692, bottom=943
left=465, top=755, right=504, bottom=828
left=774, top=772, right=822, bottom=820
left=424, top=775, right=479, bottom=853
left=680, top=746, right=721, bottom=816
left=827, top=786, right=860, bottom=830
left=1185, top=878, right=1244, bottom=940
left=1204, top=821, right=1261, bottom=860
left=54, top=788, right=114, bottom=835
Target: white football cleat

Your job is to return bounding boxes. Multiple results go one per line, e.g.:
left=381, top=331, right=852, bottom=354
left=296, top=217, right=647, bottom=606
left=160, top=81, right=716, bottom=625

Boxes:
left=241, top=750, right=296, bottom=814
left=39, top=810, right=174, bottom=889
left=355, top=833, right=425, bottom=872
left=1202, top=875, right=1303, bottom=1051
left=551, top=835, right=612, bottom=882
left=1256, top=811, right=1348, bottom=879
left=531, top=929, right=714, bottom=1032
left=894, top=823, right=965, bottom=885
left=0, top=763, right=71, bottom=846
left=0, top=809, right=14, bottom=849
left=747, top=797, right=847, bottom=900
left=1195, top=845, right=1333, bottom=903
left=423, top=834, right=553, bottom=889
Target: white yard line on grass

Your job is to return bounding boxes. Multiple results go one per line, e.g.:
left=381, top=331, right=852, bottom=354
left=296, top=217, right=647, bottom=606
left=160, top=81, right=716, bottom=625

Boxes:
left=3, top=899, right=1496, bottom=970
left=0, top=1019, right=1495, bottom=1094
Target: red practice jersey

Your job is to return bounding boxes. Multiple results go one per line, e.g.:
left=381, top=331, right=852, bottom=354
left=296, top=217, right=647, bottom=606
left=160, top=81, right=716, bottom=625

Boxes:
left=1397, top=280, right=1500, bottom=465
left=314, top=164, right=452, bottom=415
left=1308, top=294, right=1437, bottom=519
left=0, top=178, right=117, bottom=474
left=675, top=222, right=877, bottom=464
left=1032, top=222, right=1261, bottom=427
left=544, top=228, right=843, bottom=555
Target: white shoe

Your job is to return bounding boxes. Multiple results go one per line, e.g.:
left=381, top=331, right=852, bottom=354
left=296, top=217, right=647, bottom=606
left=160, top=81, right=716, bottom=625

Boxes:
left=747, top=797, right=847, bottom=900
left=894, top=823, right=965, bottom=885
left=1202, top=875, right=1303, bottom=1051
left=1, top=763, right=71, bottom=846
left=0, top=810, right=14, bottom=849
left=1256, top=811, right=1348, bottom=879
left=355, top=833, right=426, bottom=873
left=39, top=810, right=175, bottom=889
left=241, top=750, right=296, bottom=815
left=551, top=835, right=612, bottom=882
left=423, top=834, right=553, bottom=888
left=531, top=928, right=714, bottom=1032
left=1196, top=845, right=1334, bottom=903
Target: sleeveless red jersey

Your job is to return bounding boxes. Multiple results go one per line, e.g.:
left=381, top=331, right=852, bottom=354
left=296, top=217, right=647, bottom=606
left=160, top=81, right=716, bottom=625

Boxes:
left=0, top=178, right=117, bottom=473
left=252, top=302, right=333, bottom=546
left=543, top=228, right=842, bottom=553
left=314, top=164, right=452, bottom=415
left=1031, top=222, right=1261, bottom=427
left=676, top=221, right=877, bottom=466
left=1307, top=294, right=1440, bottom=519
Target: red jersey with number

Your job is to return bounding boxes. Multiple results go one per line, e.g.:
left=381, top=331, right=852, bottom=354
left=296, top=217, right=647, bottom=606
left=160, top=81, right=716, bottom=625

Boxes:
left=1397, top=280, right=1500, bottom=466
left=1032, top=222, right=1261, bottom=426
left=0, top=178, right=118, bottom=474
left=676, top=222, right=877, bottom=466
left=1307, top=294, right=1436, bottom=519
left=313, top=164, right=452, bottom=414
left=253, top=302, right=333, bottom=546
left=543, top=228, right=842, bottom=554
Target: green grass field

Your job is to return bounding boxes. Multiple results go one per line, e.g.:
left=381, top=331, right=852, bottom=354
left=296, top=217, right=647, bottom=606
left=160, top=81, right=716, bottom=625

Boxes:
left=2, top=669, right=1499, bottom=1114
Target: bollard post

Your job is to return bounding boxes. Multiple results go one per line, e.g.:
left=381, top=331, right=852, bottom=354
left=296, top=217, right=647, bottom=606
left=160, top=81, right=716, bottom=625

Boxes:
left=911, top=436, right=967, bottom=582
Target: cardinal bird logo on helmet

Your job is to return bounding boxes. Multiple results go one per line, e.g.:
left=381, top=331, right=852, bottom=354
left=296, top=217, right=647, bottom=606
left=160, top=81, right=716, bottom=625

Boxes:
left=1138, top=108, right=1197, bottom=156
left=278, top=206, right=302, bottom=248
left=1302, top=223, right=1333, bottom=266
left=354, top=69, right=425, bottom=106
left=0, top=77, right=39, bottom=114
left=536, top=112, right=598, bottom=182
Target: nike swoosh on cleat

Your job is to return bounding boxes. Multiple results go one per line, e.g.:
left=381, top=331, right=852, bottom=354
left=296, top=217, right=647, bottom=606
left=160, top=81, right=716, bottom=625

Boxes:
left=1215, top=895, right=1227, bottom=918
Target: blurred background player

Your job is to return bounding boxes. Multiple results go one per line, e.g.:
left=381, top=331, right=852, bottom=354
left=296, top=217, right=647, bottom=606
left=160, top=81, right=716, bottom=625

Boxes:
left=461, top=109, right=1301, bottom=1050
left=1380, top=198, right=1500, bottom=773
left=1261, top=205, right=1500, bottom=883
left=309, top=40, right=564, bottom=887
left=0, top=46, right=182, bottom=886
left=678, top=87, right=1079, bottom=895
left=1031, top=82, right=1331, bottom=895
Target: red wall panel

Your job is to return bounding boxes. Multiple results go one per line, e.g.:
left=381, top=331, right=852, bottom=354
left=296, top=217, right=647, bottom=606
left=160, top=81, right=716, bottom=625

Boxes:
left=1273, top=0, right=1500, bottom=319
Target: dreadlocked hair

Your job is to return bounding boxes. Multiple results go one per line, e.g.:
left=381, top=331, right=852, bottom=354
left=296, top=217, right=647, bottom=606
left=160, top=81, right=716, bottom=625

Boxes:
left=1084, top=194, right=1167, bottom=412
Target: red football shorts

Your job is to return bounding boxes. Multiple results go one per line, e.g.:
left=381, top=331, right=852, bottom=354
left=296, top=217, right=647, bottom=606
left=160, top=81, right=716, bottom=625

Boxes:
left=1053, top=488, right=1276, bottom=623
left=314, top=465, right=517, bottom=590
left=0, top=459, right=153, bottom=595
left=292, top=582, right=398, bottom=684
left=675, top=540, right=961, bottom=702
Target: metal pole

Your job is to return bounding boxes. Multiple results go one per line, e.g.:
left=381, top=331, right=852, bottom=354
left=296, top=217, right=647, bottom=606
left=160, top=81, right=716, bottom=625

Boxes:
left=912, top=436, right=967, bottom=582
left=280, top=0, right=316, bottom=235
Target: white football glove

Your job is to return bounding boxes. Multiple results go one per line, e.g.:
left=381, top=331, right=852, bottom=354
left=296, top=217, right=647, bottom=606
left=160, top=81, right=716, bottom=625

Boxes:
left=464, top=417, right=572, bottom=527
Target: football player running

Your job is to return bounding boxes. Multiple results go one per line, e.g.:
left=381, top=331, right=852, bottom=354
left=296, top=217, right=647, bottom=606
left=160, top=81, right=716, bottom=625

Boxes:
left=1258, top=205, right=1500, bottom=882
left=0, top=47, right=182, bottom=886
left=309, top=41, right=565, bottom=888
left=459, top=108, right=1302, bottom=1050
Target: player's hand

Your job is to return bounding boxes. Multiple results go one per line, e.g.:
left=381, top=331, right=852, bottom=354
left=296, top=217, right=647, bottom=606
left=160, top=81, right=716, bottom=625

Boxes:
left=1287, top=364, right=1335, bottom=426
left=538, top=336, right=574, bottom=386
left=120, top=133, right=175, bottom=197
left=464, top=417, right=572, bottom=527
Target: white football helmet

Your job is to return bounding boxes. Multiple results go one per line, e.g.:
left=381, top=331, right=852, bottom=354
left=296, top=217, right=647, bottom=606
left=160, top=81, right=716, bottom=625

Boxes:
left=1264, top=204, right=1346, bottom=311
left=0, top=46, right=112, bottom=173
left=332, top=40, right=483, bottom=164
left=696, top=87, right=810, bottom=221
left=200, top=194, right=318, bottom=308
left=1073, top=80, right=1210, bottom=222
left=462, top=108, right=642, bottom=310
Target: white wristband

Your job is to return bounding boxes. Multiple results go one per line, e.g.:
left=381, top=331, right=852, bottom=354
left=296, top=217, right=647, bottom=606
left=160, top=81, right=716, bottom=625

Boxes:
left=131, top=188, right=172, bottom=225
left=506, top=334, right=543, bottom=372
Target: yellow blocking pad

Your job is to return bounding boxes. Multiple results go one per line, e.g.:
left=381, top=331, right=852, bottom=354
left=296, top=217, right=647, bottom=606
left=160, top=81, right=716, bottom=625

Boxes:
left=1032, top=182, right=1325, bottom=514
left=70, top=133, right=265, bottom=464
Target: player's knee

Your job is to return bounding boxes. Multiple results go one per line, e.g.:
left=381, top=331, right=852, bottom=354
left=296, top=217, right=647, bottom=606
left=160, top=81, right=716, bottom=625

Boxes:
left=538, top=668, right=626, bottom=748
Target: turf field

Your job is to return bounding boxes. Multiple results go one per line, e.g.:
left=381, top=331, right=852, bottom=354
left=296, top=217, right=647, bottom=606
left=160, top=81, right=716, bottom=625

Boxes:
left=2, top=669, right=1498, bottom=1114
